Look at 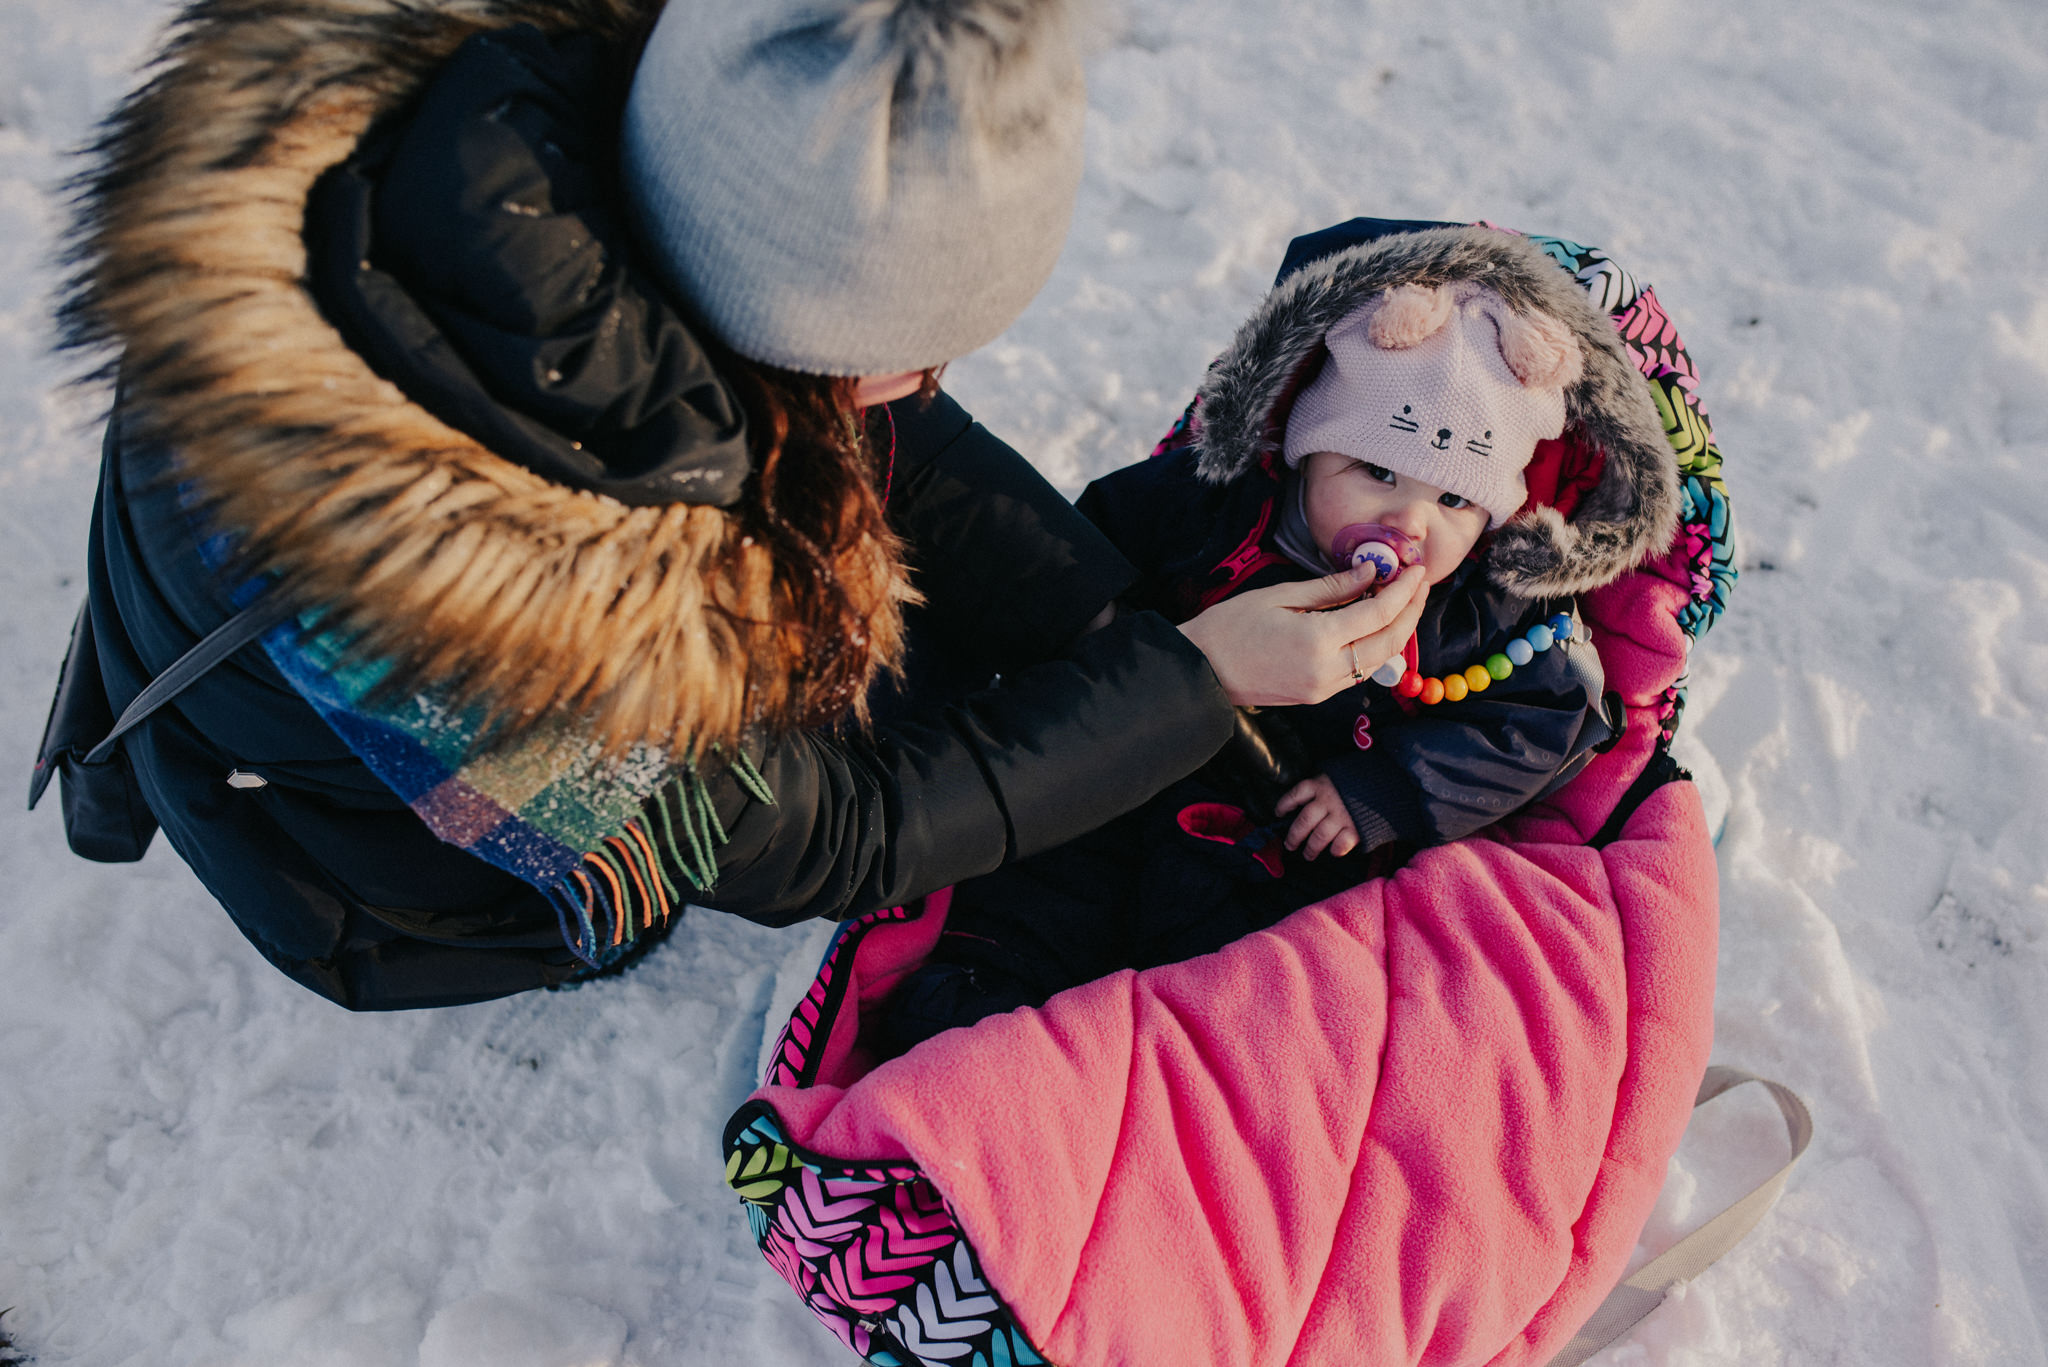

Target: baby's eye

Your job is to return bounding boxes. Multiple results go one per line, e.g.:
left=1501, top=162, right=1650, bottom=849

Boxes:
left=1438, top=491, right=1473, bottom=510
left=1360, top=462, right=1396, bottom=485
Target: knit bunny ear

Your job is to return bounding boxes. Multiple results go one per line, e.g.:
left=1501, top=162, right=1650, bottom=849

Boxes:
left=1492, top=305, right=1584, bottom=390
left=1366, top=284, right=1454, bottom=349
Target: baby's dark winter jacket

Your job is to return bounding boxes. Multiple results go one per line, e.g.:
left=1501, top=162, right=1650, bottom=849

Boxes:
left=1078, top=448, right=1616, bottom=851
left=890, top=443, right=1619, bottom=1046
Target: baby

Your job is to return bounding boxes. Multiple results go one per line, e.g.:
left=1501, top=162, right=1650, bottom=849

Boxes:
left=1259, top=278, right=1599, bottom=861
left=888, top=239, right=1629, bottom=1049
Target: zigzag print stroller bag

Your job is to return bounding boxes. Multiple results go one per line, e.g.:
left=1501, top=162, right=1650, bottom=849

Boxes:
left=723, top=222, right=1740, bottom=1367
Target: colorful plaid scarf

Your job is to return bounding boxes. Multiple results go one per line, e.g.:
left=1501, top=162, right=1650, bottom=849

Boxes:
left=190, top=501, right=772, bottom=969
left=248, top=610, right=771, bottom=965
left=258, top=610, right=774, bottom=963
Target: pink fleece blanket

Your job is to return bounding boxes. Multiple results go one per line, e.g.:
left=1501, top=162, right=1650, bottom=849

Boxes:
left=727, top=547, right=1719, bottom=1366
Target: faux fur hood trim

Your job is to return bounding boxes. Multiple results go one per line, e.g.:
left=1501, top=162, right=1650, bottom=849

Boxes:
left=1193, top=227, right=1679, bottom=599
left=58, top=0, right=912, bottom=758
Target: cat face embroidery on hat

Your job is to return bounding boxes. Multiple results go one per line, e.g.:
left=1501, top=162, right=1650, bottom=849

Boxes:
left=1387, top=404, right=1498, bottom=458
left=1283, top=282, right=1585, bottom=528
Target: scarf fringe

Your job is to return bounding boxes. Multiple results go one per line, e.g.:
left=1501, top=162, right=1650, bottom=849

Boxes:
left=552, top=750, right=775, bottom=967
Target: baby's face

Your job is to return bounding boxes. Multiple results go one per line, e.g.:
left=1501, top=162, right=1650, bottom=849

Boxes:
left=1300, top=451, right=1490, bottom=586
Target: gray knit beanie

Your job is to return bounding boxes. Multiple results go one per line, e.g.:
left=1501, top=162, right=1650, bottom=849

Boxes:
left=623, top=0, right=1088, bottom=377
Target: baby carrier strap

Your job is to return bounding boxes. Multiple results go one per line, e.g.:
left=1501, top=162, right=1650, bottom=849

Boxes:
left=30, top=591, right=293, bottom=859
left=86, top=594, right=296, bottom=765
left=1548, top=1068, right=1813, bottom=1367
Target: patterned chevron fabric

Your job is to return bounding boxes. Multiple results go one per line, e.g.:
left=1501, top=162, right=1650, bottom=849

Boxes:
left=726, top=1107, right=1044, bottom=1366
left=761, top=904, right=917, bottom=1089
left=726, top=905, right=1048, bottom=1367
left=1519, top=230, right=1737, bottom=744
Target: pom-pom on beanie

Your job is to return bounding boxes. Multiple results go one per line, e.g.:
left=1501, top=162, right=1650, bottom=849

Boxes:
left=624, top=0, right=1088, bottom=377
left=1281, top=282, right=1584, bottom=527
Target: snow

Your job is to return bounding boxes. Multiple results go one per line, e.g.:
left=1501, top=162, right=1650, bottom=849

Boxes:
left=3, top=0, right=2045, bottom=1362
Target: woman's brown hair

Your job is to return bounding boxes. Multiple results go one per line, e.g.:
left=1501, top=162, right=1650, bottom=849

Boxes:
left=712, top=354, right=934, bottom=734
left=613, top=10, right=928, bottom=738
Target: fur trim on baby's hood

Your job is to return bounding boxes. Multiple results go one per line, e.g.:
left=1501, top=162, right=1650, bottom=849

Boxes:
left=1193, top=226, right=1679, bottom=599
left=56, top=0, right=913, bottom=759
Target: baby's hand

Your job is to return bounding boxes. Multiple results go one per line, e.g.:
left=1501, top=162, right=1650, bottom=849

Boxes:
left=1275, top=773, right=1360, bottom=860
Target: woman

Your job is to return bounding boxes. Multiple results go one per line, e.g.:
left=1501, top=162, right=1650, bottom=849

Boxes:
left=57, top=0, right=1424, bottom=1009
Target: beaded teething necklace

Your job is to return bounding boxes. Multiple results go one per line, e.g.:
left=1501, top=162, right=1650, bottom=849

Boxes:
left=1368, top=612, right=1578, bottom=704
left=1335, top=523, right=1578, bottom=748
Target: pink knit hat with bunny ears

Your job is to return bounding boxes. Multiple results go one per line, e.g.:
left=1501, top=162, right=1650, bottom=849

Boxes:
left=1281, top=281, right=1584, bottom=527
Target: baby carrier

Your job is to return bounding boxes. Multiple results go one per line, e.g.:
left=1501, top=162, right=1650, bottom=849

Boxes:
left=721, top=220, right=1800, bottom=1366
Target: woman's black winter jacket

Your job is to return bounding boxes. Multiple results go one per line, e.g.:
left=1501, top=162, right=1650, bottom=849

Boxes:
left=80, top=20, right=1232, bottom=1010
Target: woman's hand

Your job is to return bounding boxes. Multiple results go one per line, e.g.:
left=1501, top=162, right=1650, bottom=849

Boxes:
left=1275, top=773, right=1360, bottom=860
left=1178, top=565, right=1428, bottom=708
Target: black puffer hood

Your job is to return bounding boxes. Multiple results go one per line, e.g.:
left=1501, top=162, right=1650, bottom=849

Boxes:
left=1192, top=224, right=1680, bottom=599
left=310, top=23, right=751, bottom=507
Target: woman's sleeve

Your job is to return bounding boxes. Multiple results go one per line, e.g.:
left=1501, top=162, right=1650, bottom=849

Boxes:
left=684, top=609, right=1231, bottom=925
left=877, top=391, right=1142, bottom=676
left=663, top=392, right=1237, bottom=926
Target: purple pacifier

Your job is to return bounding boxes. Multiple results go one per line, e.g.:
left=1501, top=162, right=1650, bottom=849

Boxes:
left=1331, top=523, right=1421, bottom=586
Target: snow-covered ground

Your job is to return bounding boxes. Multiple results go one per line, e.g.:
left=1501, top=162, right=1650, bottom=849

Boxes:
left=4, top=0, right=2045, bottom=1362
